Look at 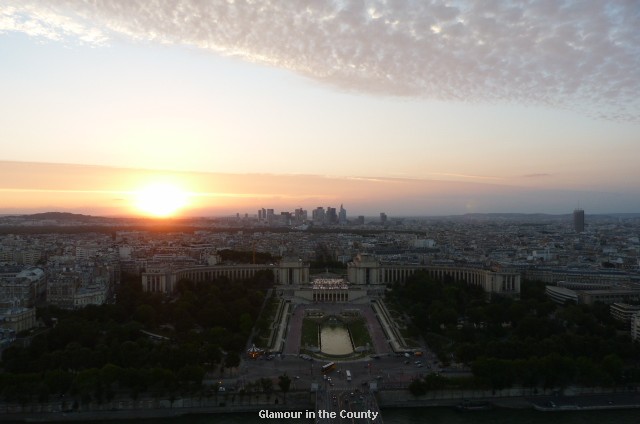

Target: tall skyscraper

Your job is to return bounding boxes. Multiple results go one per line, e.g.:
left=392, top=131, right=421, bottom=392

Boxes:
left=326, top=207, right=338, bottom=224
left=312, top=207, right=325, bottom=224
left=338, top=204, right=347, bottom=224
left=574, top=209, right=585, bottom=233
left=294, top=208, right=307, bottom=224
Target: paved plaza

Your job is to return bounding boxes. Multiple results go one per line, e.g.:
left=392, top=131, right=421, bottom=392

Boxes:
left=282, top=303, right=391, bottom=356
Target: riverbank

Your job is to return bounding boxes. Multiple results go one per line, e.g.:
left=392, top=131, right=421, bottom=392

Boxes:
left=3, top=388, right=640, bottom=422
left=530, top=392, right=640, bottom=412
left=0, top=392, right=312, bottom=422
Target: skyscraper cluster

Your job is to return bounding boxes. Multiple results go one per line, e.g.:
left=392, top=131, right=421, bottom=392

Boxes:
left=257, top=205, right=348, bottom=225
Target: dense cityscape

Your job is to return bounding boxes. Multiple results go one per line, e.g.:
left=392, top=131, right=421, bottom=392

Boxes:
left=3, top=207, right=640, bottom=339
left=1, top=208, right=640, bottom=421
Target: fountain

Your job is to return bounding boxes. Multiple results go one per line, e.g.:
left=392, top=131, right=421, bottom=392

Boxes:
left=319, top=317, right=354, bottom=355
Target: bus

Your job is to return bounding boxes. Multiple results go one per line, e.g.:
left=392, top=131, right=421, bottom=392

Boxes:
left=321, top=362, right=336, bottom=374
left=346, top=370, right=352, bottom=382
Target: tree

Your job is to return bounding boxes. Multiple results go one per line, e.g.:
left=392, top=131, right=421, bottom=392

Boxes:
left=601, top=354, right=623, bottom=386
left=74, top=368, right=101, bottom=405
left=45, top=370, right=74, bottom=396
left=278, top=374, right=291, bottom=403
left=224, top=352, right=241, bottom=375
left=239, top=312, right=254, bottom=336
left=408, top=379, right=426, bottom=397
left=260, top=377, right=273, bottom=395
left=134, top=304, right=157, bottom=328
left=178, top=365, right=205, bottom=394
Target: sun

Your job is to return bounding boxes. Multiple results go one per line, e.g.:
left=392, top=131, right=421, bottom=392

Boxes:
left=134, top=182, right=189, bottom=218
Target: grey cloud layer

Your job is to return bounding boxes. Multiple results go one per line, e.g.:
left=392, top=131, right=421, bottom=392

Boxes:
left=2, top=0, right=639, bottom=121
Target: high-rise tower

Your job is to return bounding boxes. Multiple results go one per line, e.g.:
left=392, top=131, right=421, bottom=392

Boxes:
left=573, top=209, right=585, bottom=233
left=338, top=204, right=347, bottom=224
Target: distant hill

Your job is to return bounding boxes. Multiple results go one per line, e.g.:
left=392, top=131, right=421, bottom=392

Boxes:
left=19, top=212, right=108, bottom=222
left=462, top=213, right=568, bottom=218
left=455, top=213, right=569, bottom=222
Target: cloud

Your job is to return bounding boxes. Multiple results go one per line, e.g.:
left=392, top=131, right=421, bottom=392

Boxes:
left=1, top=0, right=638, bottom=121
left=429, top=172, right=503, bottom=181
left=522, top=173, right=551, bottom=178
left=0, top=3, right=108, bottom=45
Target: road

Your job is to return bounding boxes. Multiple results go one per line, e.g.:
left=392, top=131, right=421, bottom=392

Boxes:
left=233, top=351, right=457, bottom=393
left=316, top=386, right=383, bottom=424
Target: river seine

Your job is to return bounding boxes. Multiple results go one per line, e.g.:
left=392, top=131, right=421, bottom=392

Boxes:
left=50, top=408, right=640, bottom=424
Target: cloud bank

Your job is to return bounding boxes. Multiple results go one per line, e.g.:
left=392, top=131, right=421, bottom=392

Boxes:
left=1, top=0, right=638, bottom=121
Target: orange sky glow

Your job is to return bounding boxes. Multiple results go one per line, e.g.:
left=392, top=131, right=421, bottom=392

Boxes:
left=1, top=161, right=635, bottom=217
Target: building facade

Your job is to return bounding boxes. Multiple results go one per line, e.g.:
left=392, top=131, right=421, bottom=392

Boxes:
left=0, top=307, right=36, bottom=333
left=141, top=255, right=522, bottom=298
left=347, top=254, right=521, bottom=297
left=0, top=267, right=46, bottom=307
left=141, top=260, right=310, bottom=294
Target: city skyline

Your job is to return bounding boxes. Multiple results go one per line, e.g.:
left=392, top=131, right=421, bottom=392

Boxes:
left=2, top=160, right=638, bottom=217
left=1, top=1, right=639, bottom=217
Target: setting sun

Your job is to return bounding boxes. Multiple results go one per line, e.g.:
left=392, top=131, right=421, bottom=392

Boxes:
left=134, top=182, right=189, bottom=217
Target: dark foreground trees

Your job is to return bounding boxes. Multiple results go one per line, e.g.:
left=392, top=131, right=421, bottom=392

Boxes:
left=278, top=374, right=291, bottom=403
left=0, top=271, right=274, bottom=403
left=388, top=273, right=640, bottom=390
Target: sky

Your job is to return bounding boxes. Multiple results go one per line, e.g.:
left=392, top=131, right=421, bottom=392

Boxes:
left=0, top=0, right=639, bottom=217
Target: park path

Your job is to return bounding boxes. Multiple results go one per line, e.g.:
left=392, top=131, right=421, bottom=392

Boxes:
left=283, top=304, right=303, bottom=354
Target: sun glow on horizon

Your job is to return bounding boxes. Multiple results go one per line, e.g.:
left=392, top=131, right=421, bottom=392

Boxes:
left=133, top=182, right=190, bottom=217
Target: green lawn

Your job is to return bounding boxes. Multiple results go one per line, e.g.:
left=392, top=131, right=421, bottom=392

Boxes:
left=301, top=318, right=319, bottom=348
left=348, top=318, right=372, bottom=348
left=253, top=297, right=281, bottom=348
